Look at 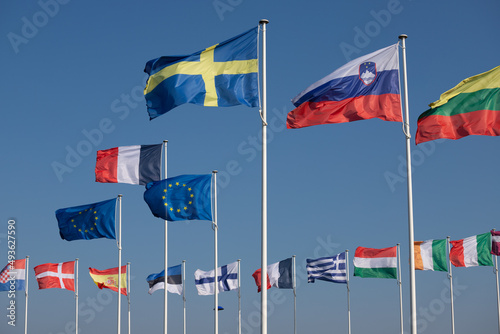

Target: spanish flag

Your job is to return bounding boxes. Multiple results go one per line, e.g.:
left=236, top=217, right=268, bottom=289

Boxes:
left=89, top=266, right=127, bottom=296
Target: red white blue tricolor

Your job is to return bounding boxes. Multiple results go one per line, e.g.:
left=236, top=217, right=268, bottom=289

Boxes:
left=287, top=43, right=402, bottom=129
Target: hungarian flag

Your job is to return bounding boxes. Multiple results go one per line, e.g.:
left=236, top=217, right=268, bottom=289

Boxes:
left=287, top=43, right=401, bottom=129
left=450, top=233, right=493, bottom=267
left=416, top=65, right=500, bottom=144
left=252, top=258, right=293, bottom=292
left=414, top=239, right=447, bottom=272
left=95, top=144, right=162, bottom=185
left=34, top=261, right=75, bottom=291
left=353, top=246, right=397, bottom=279
left=492, top=230, right=500, bottom=256
left=88, top=266, right=127, bottom=295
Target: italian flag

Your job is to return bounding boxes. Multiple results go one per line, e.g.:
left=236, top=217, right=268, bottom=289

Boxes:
left=416, top=65, right=500, bottom=144
left=449, top=232, right=493, bottom=267
left=353, top=246, right=397, bottom=279
left=414, top=239, right=448, bottom=272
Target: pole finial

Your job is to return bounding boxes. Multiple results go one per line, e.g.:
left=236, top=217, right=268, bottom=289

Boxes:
left=399, top=34, right=408, bottom=40
left=259, top=19, right=269, bottom=25
left=212, top=170, right=218, bottom=174
left=118, top=194, right=123, bottom=198
left=163, top=140, right=168, bottom=143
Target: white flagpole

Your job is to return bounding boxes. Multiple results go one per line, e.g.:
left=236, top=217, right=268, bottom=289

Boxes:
left=495, top=254, right=500, bottom=334
left=163, top=139, right=168, bottom=334
left=238, top=259, right=241, bottom=334
left=493, top=229, right=500, bottom=334
left=75, top=258, right=79, bottom=334
left=447, top=236, right=455, bottom=334
left=118, top=194, right=123, bottom=334
left=397, top=244, right=403, bottom=334
left=24, top=255, right=29, bottom=334
left=292, top=255, right=296, bottom=334
left=346, top=250, right=351, bottom=334
left=183, top=260, right=186, bottom=334
left=212, top=170, right=219, bottom=334
left=127, top=262, right=131, bottom=334
left=398, top=34, right=417, bottom=334
left=259, top=18, right=269, bottom=334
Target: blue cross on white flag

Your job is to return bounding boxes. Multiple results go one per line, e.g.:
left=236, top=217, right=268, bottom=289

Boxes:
left=194, top=261, right=238, bottom=295
left=306, top=252, right=347, bottom=284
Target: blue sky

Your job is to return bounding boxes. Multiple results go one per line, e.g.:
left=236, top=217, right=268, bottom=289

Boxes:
left=1, top=0, right=500, bottom=333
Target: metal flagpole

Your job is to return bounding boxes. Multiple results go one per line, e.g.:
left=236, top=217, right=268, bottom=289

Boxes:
left=118, top=195, right=123, bottom=334
left=75, top=258, right=79, bottom=334
left=346, top=250, right=351, bottom=334
left=447, top=236, right=455, bottom=334
left=163, top=139, right=168, bottom=334
left=212, top=170, right=219, bottom=334
left=292, top=255, right=296, bottom=334
left=127, top=262, right=131, bottom=334
left=238, top=259, right=241, bottom=334
left=397, top=244, right=403, bottom=334
left=24, top=255, right=29, bottom=334
left=259, top=18, right=269, bottom=334
left=493, top=229, right=500, bottom=334
left=183, top=260, right=186, bottom=334
left=398, top=34, right=417, bottom=334
left=495, top=253, right=500, bottom=334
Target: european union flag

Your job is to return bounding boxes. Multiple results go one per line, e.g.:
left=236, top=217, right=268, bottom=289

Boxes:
left=56, top=198, right=117, bottom=241
left=143, top=27, right=259, bottom=119
left=144, top=174, right=212, bottom=221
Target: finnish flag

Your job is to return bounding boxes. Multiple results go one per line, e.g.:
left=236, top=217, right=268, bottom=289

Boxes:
left=194, top=261, right=238, bottom=296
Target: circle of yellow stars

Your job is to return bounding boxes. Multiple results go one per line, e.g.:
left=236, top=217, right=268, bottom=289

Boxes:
left=71, top=207, right=98, bottom=235
left=162, top=182, right=194, bottom=215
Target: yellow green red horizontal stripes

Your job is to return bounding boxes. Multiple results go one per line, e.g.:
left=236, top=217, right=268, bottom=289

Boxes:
left=415, top=87, right=500, bottom=144
left=429, top=65, right=500, bottom=108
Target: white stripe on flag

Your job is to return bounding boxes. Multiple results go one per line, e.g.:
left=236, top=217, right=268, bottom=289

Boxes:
left=463, top=236, right=478, bottom=267
left=9, top=269, right=26, bottom=280
left=493, top=235, right=500, bottom=243
left=353, top=256, right=396, bottom=269
left=420, top=240, right=434, bottom=271
left=117, top=145, right=141, bottom=184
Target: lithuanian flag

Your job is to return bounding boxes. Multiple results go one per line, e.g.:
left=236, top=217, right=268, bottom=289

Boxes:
left=89, top=266, right=127, bottom=296
left=416, top=65, right=500, bottom=144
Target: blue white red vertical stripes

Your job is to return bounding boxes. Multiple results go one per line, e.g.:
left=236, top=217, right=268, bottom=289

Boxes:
left=307, top=252, right=347, bottom=284
left=287, top=43, right=401, bottom=129
left=251, top=258, right=293, bottom=292
left=95, top=144, right=162, bottom=185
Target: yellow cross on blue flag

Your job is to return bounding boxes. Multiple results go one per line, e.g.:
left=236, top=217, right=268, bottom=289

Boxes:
left=143, top=27, right=259, bottom=119
left=56, top=198, right=117, bottom=241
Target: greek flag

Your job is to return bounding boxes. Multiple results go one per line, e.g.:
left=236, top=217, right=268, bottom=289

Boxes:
left=306, top=252, right=347, bottom=284
left=194, top=261, right=238, bottom=295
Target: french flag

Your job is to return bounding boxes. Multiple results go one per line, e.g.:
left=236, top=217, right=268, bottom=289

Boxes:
left=287, top=43, right=402, bottom=129
left=95, top=144, right=162, bottom=185
left=252, top=258, right=293, bottom=292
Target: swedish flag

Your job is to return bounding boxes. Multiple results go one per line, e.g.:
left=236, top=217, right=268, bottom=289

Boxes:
left=144, top=174, right=212, bottom=221
left=56, top=198, right=117, bottom=241
left=144, top=27, right=259, bottom=119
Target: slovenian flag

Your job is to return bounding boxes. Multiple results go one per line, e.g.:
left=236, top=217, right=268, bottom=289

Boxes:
left=252, top=258, right=293, bottom=292
left=95, top=144, right=162, bottom=185
left=287, top=43, right=401, bottom=129
left=450, top=232, right=493, bottom=267
left=353, top=246, right=397, bottom=279
left=0, top=259, right=26, bottom=291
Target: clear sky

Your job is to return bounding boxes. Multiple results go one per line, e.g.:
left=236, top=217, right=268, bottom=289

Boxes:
left=1, top=0, right=500, bottom=333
